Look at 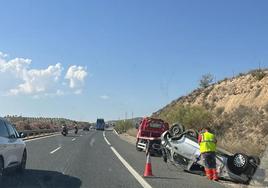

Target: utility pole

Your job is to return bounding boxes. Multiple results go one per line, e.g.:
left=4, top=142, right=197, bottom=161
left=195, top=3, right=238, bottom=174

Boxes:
left=125, top=112, right=128, bottom=122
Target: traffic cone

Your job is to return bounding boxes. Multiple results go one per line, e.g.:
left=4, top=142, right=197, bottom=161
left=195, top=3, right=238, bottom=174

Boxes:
left=143, top=153, right=154, bottom=177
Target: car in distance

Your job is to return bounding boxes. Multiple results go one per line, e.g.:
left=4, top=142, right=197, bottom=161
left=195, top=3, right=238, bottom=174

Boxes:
left=83, top=126, right=90, bottom=131
left=0, top=117, right=27, bottom=183
left=96, top=119, right=105, bottom=131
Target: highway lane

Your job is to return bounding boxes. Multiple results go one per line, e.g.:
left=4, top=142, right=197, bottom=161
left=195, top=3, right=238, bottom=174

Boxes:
left=2, top=130, right=142, bottom=188
left=105, top=131, right=225, bottom=188
left=2, top=129, right=225, bottom=188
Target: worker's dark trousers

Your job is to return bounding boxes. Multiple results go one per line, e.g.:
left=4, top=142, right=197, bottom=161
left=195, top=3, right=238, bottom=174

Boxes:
left=202, top=152, right=218, bottom=180
left=202, top=152, right=216, bottom=169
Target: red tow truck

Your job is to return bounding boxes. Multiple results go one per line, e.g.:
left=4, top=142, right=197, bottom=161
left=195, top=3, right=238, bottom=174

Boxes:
left=136, top=117, right=169, bottom=154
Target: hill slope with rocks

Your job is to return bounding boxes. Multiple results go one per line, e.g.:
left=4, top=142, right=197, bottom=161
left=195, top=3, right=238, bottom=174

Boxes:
left=152, top=69, right=268, bottom=156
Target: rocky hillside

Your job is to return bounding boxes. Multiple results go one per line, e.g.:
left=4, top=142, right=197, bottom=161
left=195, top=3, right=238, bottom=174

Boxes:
left=152, top=69, right=268, bottom=156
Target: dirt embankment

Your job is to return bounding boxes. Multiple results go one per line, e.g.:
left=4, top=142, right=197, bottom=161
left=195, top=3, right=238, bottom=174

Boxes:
left=152, top=70, right=268, bottom=157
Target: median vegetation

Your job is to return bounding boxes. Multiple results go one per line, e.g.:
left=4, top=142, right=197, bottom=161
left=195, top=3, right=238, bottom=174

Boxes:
left=5, top=115, right=90, bottom=131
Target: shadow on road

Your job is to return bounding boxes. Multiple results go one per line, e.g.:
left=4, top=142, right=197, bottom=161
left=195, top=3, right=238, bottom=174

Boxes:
left=1, top=169, right=82, bottom=188
left=144, top=176, right=183, bottom=180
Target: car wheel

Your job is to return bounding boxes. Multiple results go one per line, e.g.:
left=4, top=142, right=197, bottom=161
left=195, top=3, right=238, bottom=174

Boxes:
left=0, top=157, right=4, bottom=184
left=18, top=150, right=27, bottom=173
left=227, top=153, right=249, bottom=175
left=170, top=123, right=185, bottom=136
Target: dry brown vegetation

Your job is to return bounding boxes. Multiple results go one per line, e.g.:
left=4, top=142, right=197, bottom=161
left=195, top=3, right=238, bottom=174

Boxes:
left=152, top=69, right=268, bottom=157
left=5, top=115, right=90, bottom=131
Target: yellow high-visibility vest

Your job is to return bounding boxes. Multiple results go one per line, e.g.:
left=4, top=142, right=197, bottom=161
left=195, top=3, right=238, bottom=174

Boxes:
left=200, top=132, right=216, bottom=153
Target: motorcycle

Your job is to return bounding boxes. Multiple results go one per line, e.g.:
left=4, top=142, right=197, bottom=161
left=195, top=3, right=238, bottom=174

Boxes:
left=74, top=126, right=78, bottom=134
left=61, top=126, right=68, bottom=136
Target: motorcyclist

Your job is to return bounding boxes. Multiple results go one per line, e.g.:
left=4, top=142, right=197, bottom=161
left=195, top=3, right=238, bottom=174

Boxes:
left=74, top=124, right=78, bottom=134
left=62, top=124, right=68, bottom=135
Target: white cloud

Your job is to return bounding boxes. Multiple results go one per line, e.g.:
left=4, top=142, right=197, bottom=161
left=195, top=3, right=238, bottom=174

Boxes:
left=0, top=52, right=88, bottom=97
left=7, top=63, right=63, bottom=95
left=100, top=95, right=110, bottom=100
left=0, top=51, right=8, bottom=58
left=65, top=65, right=88, bottom=90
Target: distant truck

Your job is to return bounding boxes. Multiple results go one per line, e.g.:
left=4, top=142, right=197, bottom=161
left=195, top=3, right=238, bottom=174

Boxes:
left=96, top=119, right=105, bottom=131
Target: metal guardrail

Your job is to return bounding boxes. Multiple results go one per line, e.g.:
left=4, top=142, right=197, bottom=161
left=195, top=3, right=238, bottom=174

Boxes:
left=21, top=129, right=59, bottom=138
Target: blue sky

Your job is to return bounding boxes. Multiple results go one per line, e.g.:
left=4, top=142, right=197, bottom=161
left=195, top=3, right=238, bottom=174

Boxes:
left=0, top=0, right=268, bottom=122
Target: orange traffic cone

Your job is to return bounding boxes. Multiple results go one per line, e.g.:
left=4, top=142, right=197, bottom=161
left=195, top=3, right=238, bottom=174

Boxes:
left=143, top=153, right=154, bottom=177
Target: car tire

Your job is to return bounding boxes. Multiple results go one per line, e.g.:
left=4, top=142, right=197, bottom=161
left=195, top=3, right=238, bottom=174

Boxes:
left=170, top=123, right=185, bottom=136
left=0, top=157, right=4, bottom=184
left=227, top=153, right=249, bottom=175
left=18, top=150, right=27, bottom=173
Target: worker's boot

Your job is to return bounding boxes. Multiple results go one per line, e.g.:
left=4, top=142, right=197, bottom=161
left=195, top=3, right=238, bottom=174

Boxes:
left=212, top=169, right=219, bottom=181
left=205, top=168, right=213, bottom=180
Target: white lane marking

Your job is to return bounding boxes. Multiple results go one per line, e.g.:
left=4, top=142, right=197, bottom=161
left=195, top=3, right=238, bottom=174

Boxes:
left=113, top=129, right=119, bottom=136
left=80, top=135, right=82, bottom=137
left=103, top=132, right=152, bottom=188
left=72, top=138, right=76, bottom=141
left=90, top=138, right=95, bottom=146
left=50, top=146, right=61, bottom=154
left=24, top=133, right=61, bottom=142
left=110, top=147, right=152, bottom=188
left=103, top=132, right=111, bottom=146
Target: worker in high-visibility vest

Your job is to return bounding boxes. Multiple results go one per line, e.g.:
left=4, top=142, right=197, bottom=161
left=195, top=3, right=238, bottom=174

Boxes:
left=198, top=127, right=218, bottom=181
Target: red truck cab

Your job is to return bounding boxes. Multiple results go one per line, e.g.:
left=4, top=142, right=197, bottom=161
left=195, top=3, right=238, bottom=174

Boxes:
left=136, top=117, right=169, bottom=154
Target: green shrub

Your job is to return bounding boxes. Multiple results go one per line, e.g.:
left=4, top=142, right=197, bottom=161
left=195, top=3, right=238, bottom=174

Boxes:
left=158, top=105, right=213, bottom=130
left=251, top=69, right=266, bottom=81
left=199, top=73, right=214, bottom=88
left=238, top=73, right=245, bottom=77
left=215, top=107, right=225, bottom=116
left=114, top=120, right=133, bottom=134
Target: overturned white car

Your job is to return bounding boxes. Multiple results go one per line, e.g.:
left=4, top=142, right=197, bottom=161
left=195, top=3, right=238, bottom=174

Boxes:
left=161, top=124, right=264, bottom=184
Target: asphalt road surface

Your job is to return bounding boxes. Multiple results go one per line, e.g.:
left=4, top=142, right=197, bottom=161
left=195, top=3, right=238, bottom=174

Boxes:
left=2, top=130, right=225, bottom=188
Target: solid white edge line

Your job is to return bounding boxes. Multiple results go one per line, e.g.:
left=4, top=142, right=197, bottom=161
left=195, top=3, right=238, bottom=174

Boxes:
left=103, top=132, right=111, bottom=145
left=50, top=146, right=61, bottom=154
left=24, top=133, right=61, bottom=142
left=110, top=146, right=152, bottom=188
left=113, top=129, right=119, bottom=136
left=103, top=132, right=152, bottom=188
